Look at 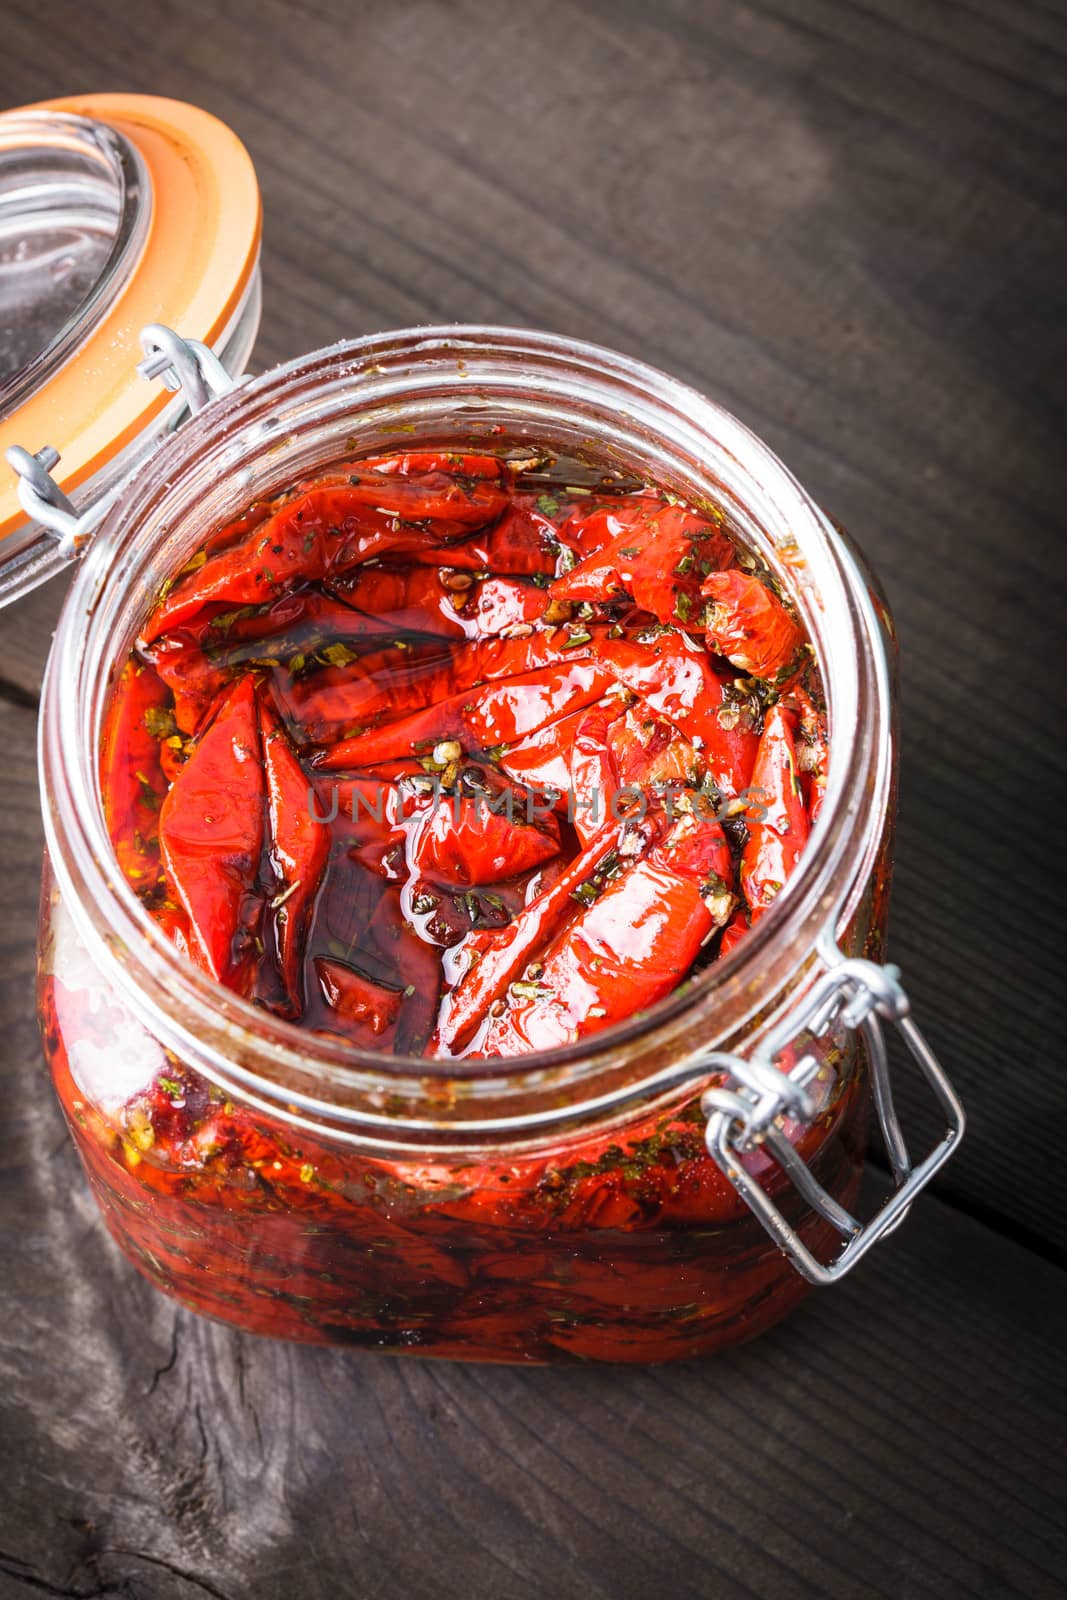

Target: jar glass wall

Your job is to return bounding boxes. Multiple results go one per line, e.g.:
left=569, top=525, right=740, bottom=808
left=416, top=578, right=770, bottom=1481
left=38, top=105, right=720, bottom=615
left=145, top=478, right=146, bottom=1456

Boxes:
left=35, top=329, right=896, bottom=1362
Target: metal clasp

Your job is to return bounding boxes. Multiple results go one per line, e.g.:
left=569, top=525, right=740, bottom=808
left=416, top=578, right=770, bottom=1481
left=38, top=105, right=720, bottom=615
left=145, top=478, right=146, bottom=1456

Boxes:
left=702, top=942, right=965, bottom=1285
left=4, top=325, right=239, bottom=561
left=3, top=443, right=88, bottom=562
left=135, top=323, right=237, bottom=414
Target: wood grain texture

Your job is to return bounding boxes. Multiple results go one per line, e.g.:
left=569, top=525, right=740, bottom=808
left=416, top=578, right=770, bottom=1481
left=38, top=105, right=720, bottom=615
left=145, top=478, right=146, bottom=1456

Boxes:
left=0, top=1, right=1064, bottom=1593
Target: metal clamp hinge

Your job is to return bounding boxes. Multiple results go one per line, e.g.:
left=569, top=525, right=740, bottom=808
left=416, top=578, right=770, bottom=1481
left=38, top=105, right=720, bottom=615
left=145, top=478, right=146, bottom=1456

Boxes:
left=4, top=325, right=239, bottom=561
left=702, top=947, right=965, bottom=1285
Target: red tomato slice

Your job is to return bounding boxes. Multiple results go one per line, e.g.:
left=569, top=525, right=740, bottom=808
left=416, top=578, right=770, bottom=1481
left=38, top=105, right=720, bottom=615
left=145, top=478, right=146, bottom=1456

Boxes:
left=262, top=701, right=331, bottom=1013
left=741, top=705, right=810, bottom=920
left=702, top=568, right=804, bottom=681
left=158, top=675, right=265, bottom=984
left=407, top=795, right=560, bottom=886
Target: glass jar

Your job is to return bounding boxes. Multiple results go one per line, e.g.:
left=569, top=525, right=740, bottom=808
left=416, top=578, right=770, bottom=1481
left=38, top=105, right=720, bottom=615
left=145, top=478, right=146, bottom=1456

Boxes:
left=34, top=328, right=962, bottom=1362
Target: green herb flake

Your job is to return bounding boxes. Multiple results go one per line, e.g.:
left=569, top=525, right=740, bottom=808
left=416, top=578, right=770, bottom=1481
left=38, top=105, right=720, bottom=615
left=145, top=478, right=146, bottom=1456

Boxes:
left=144, top=706, right=178, bottom=740
left=212, top=605, right=258, bottom=633
left=321, top=642, right=359, bottom=668
left=511, top=980, right=549, bottom=1001
left=571, top=880, right=600, bottom=908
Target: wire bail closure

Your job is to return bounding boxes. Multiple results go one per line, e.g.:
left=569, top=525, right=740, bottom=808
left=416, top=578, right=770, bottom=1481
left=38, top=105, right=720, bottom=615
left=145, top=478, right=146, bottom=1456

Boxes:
left=4, top=325, right=238, bottom=564
left=702, top=940, right=965, bottom=1284
left=136, top=323, right=236, bottom=414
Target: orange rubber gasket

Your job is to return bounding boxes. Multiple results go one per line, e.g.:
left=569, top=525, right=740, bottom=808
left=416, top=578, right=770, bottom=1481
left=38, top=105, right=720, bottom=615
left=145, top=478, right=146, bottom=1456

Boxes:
left=0, top=93, right=261, bottom=543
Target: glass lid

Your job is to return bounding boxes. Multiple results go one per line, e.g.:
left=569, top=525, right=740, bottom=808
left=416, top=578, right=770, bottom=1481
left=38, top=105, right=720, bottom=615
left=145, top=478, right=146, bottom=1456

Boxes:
left=0, top=95, right=262, bottom=605
left=0, top=111, right=151, bottom=416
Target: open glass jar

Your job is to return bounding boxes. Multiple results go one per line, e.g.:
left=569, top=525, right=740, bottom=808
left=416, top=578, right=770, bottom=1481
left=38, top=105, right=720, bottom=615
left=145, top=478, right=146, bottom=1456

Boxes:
left=27, top=328, right=963, bottom=1362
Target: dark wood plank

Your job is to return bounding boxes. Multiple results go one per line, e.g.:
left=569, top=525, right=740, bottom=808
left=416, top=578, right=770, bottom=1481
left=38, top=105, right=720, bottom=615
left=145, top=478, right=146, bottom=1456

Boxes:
left=0, top=7, right=1064, bottom=1592
left=0, top=572, right=67, bottom=701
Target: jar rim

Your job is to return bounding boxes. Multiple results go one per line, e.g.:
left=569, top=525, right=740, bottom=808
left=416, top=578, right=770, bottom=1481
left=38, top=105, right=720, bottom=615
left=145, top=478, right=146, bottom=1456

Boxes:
left=39, top=325, right=893, bottom=1139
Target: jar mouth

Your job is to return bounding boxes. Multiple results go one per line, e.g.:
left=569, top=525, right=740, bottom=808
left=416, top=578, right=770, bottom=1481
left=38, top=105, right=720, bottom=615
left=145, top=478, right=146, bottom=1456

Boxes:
left=40, top=326, right=892, bottom=1138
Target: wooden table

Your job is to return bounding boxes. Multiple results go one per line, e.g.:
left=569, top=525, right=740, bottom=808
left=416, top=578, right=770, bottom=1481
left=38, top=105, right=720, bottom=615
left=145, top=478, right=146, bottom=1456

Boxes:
left=2, top=3, right=1064, bottom=1595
